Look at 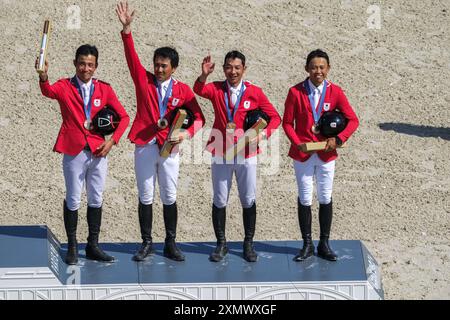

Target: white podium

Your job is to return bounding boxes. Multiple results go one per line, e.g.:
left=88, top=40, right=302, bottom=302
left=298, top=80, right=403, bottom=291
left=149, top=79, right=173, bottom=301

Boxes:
left=0, top=225, right=383, bottom=300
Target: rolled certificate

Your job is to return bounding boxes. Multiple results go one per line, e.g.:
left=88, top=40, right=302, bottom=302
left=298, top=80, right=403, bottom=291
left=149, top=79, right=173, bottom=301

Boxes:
left=37, top=20, right=51, bottom=72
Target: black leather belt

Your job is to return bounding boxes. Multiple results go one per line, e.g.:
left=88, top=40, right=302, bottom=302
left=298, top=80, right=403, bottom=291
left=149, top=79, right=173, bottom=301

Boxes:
left=83, top=144, right=91, bottom=151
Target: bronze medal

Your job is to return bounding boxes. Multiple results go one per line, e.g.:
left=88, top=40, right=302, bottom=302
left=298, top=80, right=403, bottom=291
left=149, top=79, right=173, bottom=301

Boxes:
left=311, top=123, right=320, bottom=134
left=157, top=118, right=168, bottom=130
left=226, top=122, right=236, bottom=130
left=84, top=120, right=92, bottom=130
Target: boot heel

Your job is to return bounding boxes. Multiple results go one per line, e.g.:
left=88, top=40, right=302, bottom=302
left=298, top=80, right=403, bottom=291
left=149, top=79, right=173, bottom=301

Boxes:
left=209, top=242, right=228, bottom=262
left=163, top=239, right=185, bottom=261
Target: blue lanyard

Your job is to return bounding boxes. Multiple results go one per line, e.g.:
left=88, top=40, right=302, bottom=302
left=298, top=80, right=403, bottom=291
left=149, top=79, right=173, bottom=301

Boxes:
left=305, top=79, right=327, bottom=124
left=155, top=78, right=173, bottom=119
left=223, top=81, right=246, bottom=122
left=73, top=77, right=95, bottom=121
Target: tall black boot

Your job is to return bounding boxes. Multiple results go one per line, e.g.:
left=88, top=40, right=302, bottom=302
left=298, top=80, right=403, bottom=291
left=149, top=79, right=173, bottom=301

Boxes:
left=294, top=199, right=315, bottom=261
left=63, top=200, right=78, bottom=265
left=133, top=201, right=154, bottom=261
left=209, top=204, right=228, bottom=262
left=85, top=206, right=115, bottom=263
left=243, top=202, right=257, bottom=262
left=163, top=202, right=185, bottom=261
left=317, top=200, right=338, bottom=261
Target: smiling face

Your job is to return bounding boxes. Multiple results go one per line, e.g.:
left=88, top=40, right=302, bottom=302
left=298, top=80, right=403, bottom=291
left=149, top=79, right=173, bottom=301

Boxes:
left=223, top=57, right=246, bottom=87
left=153, top=56, right=176, bottom=82
left=305, top=57, right=330, bottom=87
left=73, top=54, right=97, bottom=83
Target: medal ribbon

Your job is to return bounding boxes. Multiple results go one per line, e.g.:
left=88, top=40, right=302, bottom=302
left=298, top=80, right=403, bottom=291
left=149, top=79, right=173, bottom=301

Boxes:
left=73, top=76, right=95, bottom=122
left=223, top=81, right=246, bottom=123
left=155, top=78, right=173, bottom=119
left=305, top=79, right=327, bottom=124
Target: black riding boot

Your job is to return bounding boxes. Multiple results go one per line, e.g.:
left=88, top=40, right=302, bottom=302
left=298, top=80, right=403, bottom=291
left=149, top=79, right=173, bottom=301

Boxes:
left=317, top=200, right=338, bottom=261
left=243, top=203, right=257, bottom=262
left=163, top=202, right=185, bottom=261
left=133, top=201, right=154, bottom=261
left=85, top=206, right=115, bottom=263
left=63, top=200, right=78, bottom=265
left=209, top=204, right=228, bottom=262
left=294, top=199, right=315, bottom=261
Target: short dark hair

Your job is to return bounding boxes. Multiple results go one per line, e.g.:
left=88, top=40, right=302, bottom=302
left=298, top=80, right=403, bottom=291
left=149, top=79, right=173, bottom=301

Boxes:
left=306, top=49, right=330, bottom=66
left=223, top=50, right=246, bottom=67
left=154, top=47, right=179, bottom=68
left=75, top=44, right=99, bottom=65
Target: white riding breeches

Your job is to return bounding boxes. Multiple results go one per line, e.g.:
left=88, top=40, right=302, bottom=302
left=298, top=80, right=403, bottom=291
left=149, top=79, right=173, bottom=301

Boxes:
left=211, top=156, right=257, bottom=209
left=63, top=150, right=108, bottom=211
left=134, top=142, right=179, bottom=206
left=293, top=153, right=335, bottom=206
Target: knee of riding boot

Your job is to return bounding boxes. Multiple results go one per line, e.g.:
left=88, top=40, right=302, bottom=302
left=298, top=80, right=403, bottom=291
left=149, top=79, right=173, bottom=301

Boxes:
left=298, top=196, right=312, bottom=207
left=213, top=197, right=228, bottom=209
left=139, top=194, right=154, bottom=206
left=65, top=198, right=80, bottom=212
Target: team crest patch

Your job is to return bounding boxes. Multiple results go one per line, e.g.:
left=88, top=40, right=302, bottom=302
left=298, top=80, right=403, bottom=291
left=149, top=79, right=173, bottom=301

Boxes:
left=94, top=99, right=101, bottom=107
left=324, top=103, right=330, bottom=111
left=172, top=98, right=179, bottom=107
left=244, top=101, right=251, bottom=109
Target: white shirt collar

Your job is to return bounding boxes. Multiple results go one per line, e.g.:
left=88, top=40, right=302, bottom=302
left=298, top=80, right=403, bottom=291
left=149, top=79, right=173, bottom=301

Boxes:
left=308, top=78, right=325, bottom=94
left=75, top=76, right=92, bottom=90
left=157, top=77, right=172, bottom=89
left=227, top=80, right=243, bottom=92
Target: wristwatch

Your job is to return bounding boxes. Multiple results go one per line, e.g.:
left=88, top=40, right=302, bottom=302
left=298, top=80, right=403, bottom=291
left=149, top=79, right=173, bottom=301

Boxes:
left=335, top=136, right=343, bottom=146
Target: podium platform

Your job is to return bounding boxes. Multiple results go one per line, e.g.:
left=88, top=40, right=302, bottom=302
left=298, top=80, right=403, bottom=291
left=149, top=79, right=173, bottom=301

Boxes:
left=0, top=225, right=383, bottom=300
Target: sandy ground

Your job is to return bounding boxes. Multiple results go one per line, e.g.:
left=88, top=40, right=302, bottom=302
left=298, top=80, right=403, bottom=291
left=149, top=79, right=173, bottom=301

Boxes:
left=0, top=0, right=449, bottom=299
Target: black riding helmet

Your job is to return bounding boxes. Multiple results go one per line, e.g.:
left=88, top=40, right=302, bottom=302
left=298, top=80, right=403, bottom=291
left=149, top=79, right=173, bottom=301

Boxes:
left=91, top=107, right=119, bottom=135
left=318, top=110, right=347, bottom=138
left=244, top=109, right=269, bottom=131
left=168, top=107, right=195, bottom=129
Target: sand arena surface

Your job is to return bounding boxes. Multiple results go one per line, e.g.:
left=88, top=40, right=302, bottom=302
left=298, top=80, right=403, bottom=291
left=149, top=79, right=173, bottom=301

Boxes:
left=0, top=0, right=449, bottom=299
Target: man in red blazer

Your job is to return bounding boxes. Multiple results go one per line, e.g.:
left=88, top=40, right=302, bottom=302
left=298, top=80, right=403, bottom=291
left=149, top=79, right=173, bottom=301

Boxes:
left=36, top=45, right=130, bottom=265
left=116, top=1, right=205, bottom=262
left=194, top=52, right=281, bottom=263
left=283, top=49, right=359, bottom=262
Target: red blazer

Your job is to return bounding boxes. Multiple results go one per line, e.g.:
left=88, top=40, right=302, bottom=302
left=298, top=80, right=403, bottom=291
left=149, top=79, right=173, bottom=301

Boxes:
left=39, top=78, right=130, bottom=156
left=121, top=32, right=205, bottom=146
left=283, top=78, right=359, bottom=162
left=193, top=79, right=281, bottom=158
